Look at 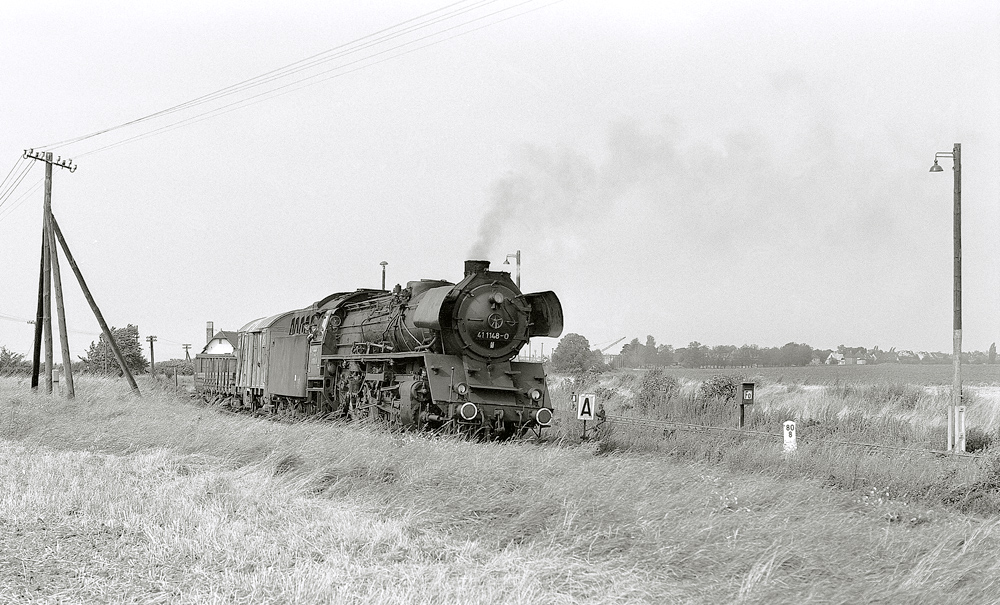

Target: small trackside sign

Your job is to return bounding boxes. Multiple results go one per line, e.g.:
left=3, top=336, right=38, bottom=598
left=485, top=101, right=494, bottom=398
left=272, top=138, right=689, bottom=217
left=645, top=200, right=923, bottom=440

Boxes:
left=578, top=393, right=597, bottom=420
left=740, top=382, right=755, bottom=405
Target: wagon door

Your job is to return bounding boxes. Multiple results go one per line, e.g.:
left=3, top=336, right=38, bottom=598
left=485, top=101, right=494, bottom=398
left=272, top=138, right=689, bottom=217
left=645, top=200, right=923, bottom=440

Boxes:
left=267, top=334, right=310, bottom=398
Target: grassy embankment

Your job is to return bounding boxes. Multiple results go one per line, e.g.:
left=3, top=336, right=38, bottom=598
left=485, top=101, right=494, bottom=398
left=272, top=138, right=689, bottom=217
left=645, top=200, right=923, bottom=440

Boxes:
left=548, top=364, right=1000, bottom=514
left=2, top=372, right=1000, bottom=603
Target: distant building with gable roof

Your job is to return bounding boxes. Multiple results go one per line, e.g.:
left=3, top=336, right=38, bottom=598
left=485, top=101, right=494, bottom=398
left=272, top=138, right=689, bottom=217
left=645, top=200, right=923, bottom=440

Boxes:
left=201, top=331, right=239, bottom=355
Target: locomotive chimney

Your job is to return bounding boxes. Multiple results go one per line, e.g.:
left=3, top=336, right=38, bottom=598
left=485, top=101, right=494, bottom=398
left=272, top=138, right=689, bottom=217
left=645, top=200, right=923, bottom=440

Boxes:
left=464, top=260, right=490, bottom=277
left=206, top=321, right=214, bottom=345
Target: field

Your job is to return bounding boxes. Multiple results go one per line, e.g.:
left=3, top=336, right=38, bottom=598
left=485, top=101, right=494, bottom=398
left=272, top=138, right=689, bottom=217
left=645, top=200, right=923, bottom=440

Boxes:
left=549, top=363, right=1000, bottom=443
left=646, top=363, right=1000, bottom=386
left=2, top=369, right=1000, bottom=604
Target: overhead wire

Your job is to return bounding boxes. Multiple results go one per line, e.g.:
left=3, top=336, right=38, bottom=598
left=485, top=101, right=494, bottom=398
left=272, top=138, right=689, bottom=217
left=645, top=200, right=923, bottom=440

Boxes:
left=0, top=156, right=27, bottom=198
left=0, top=310, right=101, bottom=338
left=36, top=0, right=502, bottom=152
left=77, top=0, right=542, bottom=158
left=0, top=0, right=560, bottom=222
left=0, top=2, right=491, bottom=221
left=0, top=158, right=33, bottom=211
left=0, top=169, right=41, bottom=223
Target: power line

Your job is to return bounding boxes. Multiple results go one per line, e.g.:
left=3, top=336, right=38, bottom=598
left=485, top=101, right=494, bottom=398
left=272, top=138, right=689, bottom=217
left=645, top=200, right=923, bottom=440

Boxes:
left=0, top=159, right=35, bottom=213
left=0, top=157, right=28, bottom=199
left=0, top=176, right=43, bottom=223
left=76, top=0, right=548, bottom=159
left=36, top=0, right=505, bottom=153
left=0, top=1, right=560, bottom=221
left=0, top=310, right=101, bottom=337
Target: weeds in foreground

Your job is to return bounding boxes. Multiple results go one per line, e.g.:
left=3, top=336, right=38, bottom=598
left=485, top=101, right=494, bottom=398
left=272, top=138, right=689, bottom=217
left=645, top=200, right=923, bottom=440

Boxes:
left=4, top=375, right=1000, bottom=604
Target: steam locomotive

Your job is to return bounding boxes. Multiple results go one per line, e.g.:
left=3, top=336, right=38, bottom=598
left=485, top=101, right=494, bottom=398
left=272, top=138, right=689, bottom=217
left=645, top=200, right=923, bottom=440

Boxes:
left=194, top=260, right=563, bottom=438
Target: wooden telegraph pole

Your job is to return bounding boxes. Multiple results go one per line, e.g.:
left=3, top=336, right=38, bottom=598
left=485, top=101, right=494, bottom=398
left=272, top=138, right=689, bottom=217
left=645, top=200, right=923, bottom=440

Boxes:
left=48, top=194, right=76, bottom=398
left=24, top=149, right=141, bottom=397
left=30, top=235, right=45, bottom=389
left=25, top=150, right=76, bottom=397
left=49, top=216, right=140, bottom=395
left=147, top=335, right=157, bottom=378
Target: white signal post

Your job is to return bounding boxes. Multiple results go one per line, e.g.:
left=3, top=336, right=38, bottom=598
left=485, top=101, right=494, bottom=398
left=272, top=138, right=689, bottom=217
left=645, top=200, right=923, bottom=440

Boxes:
left=578, top=392, right=597, bottom=440
left=783, top=421, right=797, bottom=453
left=578, top=393, right=596, bottom=420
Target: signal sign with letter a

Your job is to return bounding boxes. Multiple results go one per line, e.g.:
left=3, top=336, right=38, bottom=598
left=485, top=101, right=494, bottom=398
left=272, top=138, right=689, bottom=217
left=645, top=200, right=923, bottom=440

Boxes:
left=578, top=393, right=596, bottom=420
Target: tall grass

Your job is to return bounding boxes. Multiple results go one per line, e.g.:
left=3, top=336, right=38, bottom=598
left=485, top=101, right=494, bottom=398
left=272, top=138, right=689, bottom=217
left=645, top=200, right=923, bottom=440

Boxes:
left=548, top=369, right=1000, bottom=518
left=4, top=375, right=1000, bottom=603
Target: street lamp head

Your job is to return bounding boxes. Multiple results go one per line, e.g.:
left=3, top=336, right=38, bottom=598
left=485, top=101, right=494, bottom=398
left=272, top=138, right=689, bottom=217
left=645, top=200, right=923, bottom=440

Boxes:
left=503, top=258, right=510, bottom=265
left=929, top=160, right=944, bottom=173
left=380, top=260, right=388, bottom=267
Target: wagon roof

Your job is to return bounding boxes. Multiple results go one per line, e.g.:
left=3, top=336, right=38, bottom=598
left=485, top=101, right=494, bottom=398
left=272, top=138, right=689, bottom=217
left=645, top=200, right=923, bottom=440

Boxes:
left=238, top=310, right=295, bottom=332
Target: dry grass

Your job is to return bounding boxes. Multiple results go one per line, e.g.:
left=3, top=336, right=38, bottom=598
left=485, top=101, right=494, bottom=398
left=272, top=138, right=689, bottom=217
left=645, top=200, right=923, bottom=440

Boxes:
left=549, top=368, right=1000, bottom=518
left=3, top=375, right=1000, bottom=603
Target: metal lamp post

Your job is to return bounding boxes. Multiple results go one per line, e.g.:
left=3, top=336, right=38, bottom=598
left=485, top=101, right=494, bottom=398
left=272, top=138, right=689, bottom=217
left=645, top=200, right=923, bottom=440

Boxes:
left=380, top=261, right=388, bottom=291
left=930, top=143, right=963, bottom=452
left=503, top=250, right=521, bottom=289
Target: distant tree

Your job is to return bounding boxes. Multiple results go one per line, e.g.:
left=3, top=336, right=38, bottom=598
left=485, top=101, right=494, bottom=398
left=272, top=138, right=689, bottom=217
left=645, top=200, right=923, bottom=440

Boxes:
left=640, top=335, right=659, bottom=367
left=735, top=344, right=760, bottom=367
left=620, top=338, right=642, bottom=368
left=968, top=351, right=989, bottom=365
left=708, top=345, right=737, bottom=367
left=79, top=324, right=148, bottom=375
left=551, top=333, right=595, bottom=374
left=779, top=342, right=814, bottom=367
left=990, top=343, right=997, bottom=365
left=0, top=346, right=28, bottom=374
left=836, top=345, right=868, bottom=362
left=680, top=341, right=706, bottom=368
left=155, top=359, right=195, bottom=376
left=656, top=344, right=675, bottom=367
left=589, top=349, right=609, bottom=372
left=759, top=346, right=781, bottom=367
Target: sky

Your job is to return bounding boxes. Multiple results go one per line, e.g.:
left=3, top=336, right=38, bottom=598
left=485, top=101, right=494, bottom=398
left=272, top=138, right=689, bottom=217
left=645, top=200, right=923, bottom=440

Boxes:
left=1, top=0, right=998, bottom=363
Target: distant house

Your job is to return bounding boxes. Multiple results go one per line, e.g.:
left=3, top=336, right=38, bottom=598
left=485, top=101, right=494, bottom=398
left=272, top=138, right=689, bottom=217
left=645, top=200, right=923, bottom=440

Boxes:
left=826, top=353, right=845, bottom=365
left=201, top=331, right=239, bottom=355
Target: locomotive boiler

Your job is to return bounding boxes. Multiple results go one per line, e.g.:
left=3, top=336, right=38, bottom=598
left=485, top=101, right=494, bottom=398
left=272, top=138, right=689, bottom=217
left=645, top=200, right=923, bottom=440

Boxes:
left=195, top=260, right=563, bottom=438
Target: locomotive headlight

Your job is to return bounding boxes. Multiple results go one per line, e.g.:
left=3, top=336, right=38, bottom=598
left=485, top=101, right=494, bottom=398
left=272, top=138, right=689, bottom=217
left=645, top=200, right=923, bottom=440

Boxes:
left=455, top=382, right=470, bottom=396
left=459, top=402, right=479, bottom=421
left=534, top=408, right=553, bottom=426
left=528, top=388, right=543, bottom=402
left=491, top=292, right=504, bottom=304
